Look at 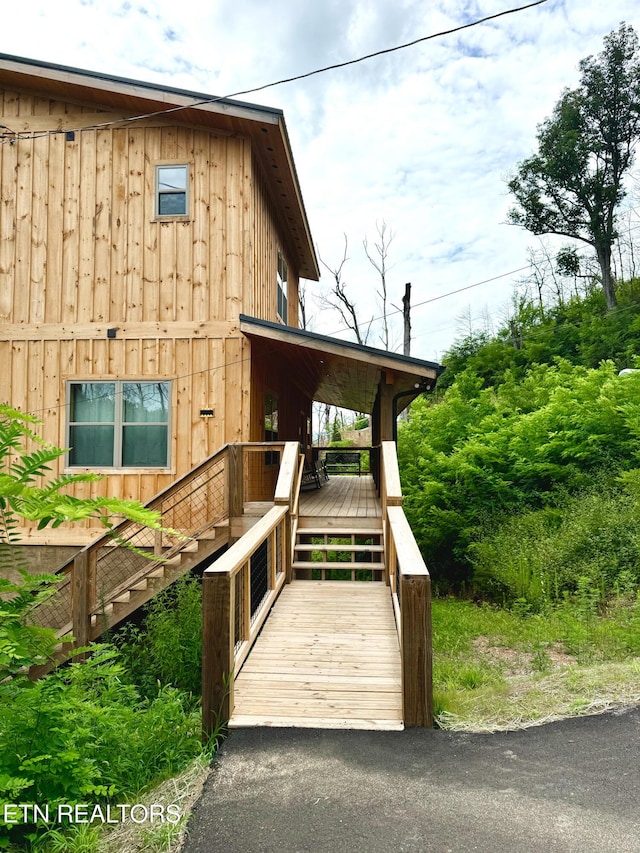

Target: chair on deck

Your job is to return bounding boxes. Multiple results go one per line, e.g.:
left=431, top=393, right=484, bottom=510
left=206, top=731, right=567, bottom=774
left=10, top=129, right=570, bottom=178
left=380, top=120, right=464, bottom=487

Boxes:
left=300, top=461, right=323, bottom=491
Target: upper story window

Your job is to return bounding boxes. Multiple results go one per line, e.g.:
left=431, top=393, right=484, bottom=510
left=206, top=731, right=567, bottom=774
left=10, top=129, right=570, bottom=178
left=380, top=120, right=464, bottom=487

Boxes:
left=155, top=164, right=189, bottom=217
left=277, top=252, right=288, bottom=323
left=67, top=381, right=170, bottom=469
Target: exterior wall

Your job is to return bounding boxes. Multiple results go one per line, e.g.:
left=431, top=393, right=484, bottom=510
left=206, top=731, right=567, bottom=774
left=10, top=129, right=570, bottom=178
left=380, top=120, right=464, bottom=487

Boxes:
left=0, top=86, right=297, bottom=543
left=251, top=159, right=299, bottom=325
left=248, top=343, right=311, bottom=449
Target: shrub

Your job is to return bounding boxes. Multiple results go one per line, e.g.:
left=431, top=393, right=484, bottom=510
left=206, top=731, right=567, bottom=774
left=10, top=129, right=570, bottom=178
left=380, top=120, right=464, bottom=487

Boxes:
left=469, top=483, right=640, bottom=609
left=114, top=575, right=203, bottom=701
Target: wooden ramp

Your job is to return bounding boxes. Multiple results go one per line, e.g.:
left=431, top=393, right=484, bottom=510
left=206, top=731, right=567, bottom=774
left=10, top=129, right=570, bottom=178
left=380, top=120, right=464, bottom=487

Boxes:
left=230, top=580, right=403, bottom=731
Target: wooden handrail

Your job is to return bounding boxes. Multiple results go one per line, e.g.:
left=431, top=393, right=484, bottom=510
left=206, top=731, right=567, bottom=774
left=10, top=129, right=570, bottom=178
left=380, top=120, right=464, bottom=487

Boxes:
left=274, top=442, right=301, bottom=505
left=34, top=441, right=296, bottom=652
left=202, top=504, right=290, bottom=738
left=381, top=442, right=433, bottom=727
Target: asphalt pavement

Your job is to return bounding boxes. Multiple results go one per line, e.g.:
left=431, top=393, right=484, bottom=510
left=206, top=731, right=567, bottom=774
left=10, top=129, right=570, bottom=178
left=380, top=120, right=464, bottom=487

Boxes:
left=182, top=706, right=640, bottom=852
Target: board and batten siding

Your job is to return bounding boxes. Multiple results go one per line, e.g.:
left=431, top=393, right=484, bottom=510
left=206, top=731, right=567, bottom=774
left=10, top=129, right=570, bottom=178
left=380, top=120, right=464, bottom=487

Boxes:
left=0, top=87, right=293, bottom=543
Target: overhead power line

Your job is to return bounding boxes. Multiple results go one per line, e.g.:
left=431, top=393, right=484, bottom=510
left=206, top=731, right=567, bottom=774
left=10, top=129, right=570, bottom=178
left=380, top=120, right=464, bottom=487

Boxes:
left=0, top=0, right=550, bottom=143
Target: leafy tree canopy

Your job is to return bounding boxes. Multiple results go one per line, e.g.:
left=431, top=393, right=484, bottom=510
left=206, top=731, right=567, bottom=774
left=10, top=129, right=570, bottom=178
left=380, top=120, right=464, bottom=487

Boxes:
left=508, top=23, right=640, bottom=310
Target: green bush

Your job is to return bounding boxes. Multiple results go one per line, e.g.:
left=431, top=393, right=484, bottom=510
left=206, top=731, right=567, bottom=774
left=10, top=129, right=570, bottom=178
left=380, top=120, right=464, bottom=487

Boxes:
left=469, top=482, right=640, bottom=609
left=0, top=647, right=202, bottom=840
left=399, top=360, right=640, bottom=587
left=114, top=575, right=203, bottom=701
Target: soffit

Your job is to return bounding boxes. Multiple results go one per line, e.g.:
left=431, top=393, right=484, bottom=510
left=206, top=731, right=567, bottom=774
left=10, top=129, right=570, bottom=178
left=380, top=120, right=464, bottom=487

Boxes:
left=240, top=315, right=443, bottom=414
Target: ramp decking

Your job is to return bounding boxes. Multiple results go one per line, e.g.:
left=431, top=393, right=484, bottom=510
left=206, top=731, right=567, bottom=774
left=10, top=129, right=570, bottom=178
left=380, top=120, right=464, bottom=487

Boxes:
left=229, top=580, right=403, bottom=730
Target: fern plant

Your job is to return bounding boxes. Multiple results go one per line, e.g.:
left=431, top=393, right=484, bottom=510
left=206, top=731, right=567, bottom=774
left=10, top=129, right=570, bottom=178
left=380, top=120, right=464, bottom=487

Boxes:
left=0, top=404, right=181, bottom=676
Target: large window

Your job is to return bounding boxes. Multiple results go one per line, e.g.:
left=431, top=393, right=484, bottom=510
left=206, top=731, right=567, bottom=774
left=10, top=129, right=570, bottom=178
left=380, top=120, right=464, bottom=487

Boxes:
left=155, top=164, right=189, bottom=217
left=68, top=381, right=170, bottom=468
left=277, top=252, right=288, bottom=323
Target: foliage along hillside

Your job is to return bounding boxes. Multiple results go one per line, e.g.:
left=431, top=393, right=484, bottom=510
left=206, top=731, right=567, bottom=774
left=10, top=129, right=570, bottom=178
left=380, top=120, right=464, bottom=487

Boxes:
left=439, top=277, right=640, bottom=391
left=398, top=280, right=640, bottom=609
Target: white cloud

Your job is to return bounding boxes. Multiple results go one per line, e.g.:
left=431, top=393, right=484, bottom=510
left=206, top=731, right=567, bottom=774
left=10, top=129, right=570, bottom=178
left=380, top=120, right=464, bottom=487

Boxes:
left=3, top=0, right=640, bottom=360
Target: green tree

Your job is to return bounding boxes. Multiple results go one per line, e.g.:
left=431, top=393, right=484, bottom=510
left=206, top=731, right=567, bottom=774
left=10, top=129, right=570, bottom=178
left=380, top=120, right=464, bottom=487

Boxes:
left=508, top=23, right=640, bottom=311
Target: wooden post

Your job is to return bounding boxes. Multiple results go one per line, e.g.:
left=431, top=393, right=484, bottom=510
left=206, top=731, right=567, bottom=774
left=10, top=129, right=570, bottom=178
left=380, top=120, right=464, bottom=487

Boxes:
left=378, top=374, right=395, bottom=442
left=227, top=444, right=244, bottom=529
left=71, top=551, right=90, bottom=651
left=400, top=572, right=433, bottom=727
left=202, top=571, right=235, bottom=741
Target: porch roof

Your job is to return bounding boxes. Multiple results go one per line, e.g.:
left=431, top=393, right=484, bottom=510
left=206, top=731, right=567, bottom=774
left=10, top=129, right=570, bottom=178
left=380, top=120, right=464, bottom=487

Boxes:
left=240, top=315, right=444, bottom=413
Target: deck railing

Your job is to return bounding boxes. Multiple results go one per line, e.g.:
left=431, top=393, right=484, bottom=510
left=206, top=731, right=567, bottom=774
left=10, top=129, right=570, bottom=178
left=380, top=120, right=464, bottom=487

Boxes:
left=201, top=441, right=300, bottom=738
left=381, top=441, right=433, bottom=727
left=31, top=442, right=287, bottom=650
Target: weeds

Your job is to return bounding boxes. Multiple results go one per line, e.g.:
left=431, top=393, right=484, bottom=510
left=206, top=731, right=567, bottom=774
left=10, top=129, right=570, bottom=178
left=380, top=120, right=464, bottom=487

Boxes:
left=433, top=596, right=640, bottom=729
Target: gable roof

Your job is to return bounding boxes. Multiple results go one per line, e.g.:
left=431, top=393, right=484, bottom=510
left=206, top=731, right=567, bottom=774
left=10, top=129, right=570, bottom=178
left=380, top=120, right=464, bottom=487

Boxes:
left=0, top=53, right=319, bottom=280
left=240, top=314, right=444, bottom=413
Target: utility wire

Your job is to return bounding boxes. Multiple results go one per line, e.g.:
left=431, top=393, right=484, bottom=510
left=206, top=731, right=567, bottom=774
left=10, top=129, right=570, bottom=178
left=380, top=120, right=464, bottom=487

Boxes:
left=0, top=0, right=549, bottom=143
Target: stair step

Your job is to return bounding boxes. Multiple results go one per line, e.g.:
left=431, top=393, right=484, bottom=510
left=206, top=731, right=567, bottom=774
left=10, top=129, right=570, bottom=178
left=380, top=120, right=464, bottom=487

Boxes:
left=293, top=561, right=384, bottom=571
left=296, top=527, right=382, bottom=537
left=130, top=580, right=149, bottom=591
left=112, top=592, right=131, bottom=604
left=295, top=543, right=383, bottom=553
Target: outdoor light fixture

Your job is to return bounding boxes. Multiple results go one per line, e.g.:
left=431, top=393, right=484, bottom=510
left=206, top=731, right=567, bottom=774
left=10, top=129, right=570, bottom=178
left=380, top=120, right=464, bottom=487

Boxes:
left=200, top=409, right=215, bottom=418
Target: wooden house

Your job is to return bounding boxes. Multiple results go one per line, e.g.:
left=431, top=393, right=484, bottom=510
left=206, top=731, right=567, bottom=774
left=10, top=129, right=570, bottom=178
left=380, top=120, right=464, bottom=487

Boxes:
left=0, top=54, right=441, bottom=548
left=1, top=55, right=445, bottom=727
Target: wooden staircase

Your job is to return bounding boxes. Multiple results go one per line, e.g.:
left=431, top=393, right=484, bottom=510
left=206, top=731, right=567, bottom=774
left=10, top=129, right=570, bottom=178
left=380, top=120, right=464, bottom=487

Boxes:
left=87, top=531, right=226, bottom=638
left=292, top=521, right=385, bottom=581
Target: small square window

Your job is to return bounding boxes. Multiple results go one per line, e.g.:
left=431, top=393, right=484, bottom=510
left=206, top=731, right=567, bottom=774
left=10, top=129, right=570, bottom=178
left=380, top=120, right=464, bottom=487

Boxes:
left=155, top=164, right=189, bottom=217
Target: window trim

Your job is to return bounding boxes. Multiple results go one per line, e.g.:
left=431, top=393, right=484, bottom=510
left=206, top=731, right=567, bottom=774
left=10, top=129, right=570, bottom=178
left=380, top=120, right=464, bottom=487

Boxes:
left=66, top=380, right=172, bottom=471
left=276, top=251, right=288, bottom=324
left=154, top=162, right=191, bottom=220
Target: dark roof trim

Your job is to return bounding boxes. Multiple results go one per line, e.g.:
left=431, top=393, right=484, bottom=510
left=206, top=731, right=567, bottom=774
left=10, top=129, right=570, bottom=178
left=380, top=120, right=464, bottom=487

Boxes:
left=239, top=314, right=445, bottom=375
left=0, top=52, right=283, bottom=119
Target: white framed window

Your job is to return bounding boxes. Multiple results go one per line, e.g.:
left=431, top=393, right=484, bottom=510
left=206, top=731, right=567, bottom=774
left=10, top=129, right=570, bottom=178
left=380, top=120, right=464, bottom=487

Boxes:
left=67, top=381, right=171, bottom=468
left=155, top=164, right=189, bottom=217
left=277, top=251, right=288, bottom=323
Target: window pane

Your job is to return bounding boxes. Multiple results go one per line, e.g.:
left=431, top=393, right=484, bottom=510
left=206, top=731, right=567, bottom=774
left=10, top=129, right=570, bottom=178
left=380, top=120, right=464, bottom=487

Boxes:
left=122, top=425, right=168, bottom=467
left=157, top=166, right=187, bottom=192
left=158, top=192, right=186, bottom=215
left=70, top=383, right=115, bottom=422
left=123, top=382, right=169, bottom=423
left=69, top=425, right=114, bottom=466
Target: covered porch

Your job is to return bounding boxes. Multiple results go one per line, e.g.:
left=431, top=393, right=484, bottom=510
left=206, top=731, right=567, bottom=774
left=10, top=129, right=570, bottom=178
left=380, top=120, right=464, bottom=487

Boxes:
left=240, top=314, right=443, bottom=462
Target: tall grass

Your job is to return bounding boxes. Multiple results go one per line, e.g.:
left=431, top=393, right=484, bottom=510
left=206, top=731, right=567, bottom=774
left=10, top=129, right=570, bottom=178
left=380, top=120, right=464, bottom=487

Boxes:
left=432, top=595, right=640, bottom=727
left=469, top=483, right=640, bottom=609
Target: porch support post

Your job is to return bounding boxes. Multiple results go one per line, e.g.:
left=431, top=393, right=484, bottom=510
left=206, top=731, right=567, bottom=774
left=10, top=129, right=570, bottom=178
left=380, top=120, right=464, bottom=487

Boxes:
left=377, top=371, right=396, bottom=442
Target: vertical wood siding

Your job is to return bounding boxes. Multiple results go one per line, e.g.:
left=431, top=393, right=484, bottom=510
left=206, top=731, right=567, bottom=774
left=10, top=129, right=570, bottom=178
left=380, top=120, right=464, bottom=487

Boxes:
left=0, top=88, right=292, bottom=542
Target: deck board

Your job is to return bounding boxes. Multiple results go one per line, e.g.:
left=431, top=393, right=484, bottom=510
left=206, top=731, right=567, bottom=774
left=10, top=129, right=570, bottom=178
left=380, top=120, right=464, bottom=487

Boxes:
left=298, top=475, right=381, bottom=519
left=230, top=580, right=403, bottom=730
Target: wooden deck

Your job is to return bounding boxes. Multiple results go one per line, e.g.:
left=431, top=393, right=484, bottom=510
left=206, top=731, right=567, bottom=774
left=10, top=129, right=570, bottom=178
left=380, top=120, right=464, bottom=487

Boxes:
left=299, top=474, right=381, bottom=519
left=229, top=580, right=403, bottom=730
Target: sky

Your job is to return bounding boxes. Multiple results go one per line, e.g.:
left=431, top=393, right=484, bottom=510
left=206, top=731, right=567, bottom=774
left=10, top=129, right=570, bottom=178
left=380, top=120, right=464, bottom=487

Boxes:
left=2, top=0, right=640, bottom=363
